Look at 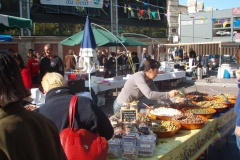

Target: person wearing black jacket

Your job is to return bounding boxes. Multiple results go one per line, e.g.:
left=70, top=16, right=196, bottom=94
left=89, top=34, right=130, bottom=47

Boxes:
left=39, top=44, right=64, bottom=83
left=38, top=72, right=114, bottom=140
left=189, top=48, right=196, bottom=66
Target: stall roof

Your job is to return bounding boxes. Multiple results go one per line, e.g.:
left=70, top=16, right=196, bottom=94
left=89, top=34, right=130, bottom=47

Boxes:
left=164, top=41, right=222, bottom=46
left=164, top=41, right=240, bottom=47
left=220, top=42, right=240, bottom=48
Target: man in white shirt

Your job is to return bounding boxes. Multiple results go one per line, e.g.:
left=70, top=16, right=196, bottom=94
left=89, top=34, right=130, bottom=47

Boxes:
left=141, top=48, right=147, bottom=60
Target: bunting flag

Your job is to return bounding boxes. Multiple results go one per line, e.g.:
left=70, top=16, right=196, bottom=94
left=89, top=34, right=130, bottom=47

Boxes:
left=234, top=20, right=240, bottom=27
left=94, top=0, right=99, bottom=4
left=151, top=12, right=156, bottom=18
left=139, top=10, right=144, bottom=16
left=220, top=19, right=227, bottom=24
left=223, top=21, right=228, bottom=28
left=97, top=1, right=224, bottom=22
left=211, top=18, right=217, bottom=22
left=164, top=13, right=168, bottom=17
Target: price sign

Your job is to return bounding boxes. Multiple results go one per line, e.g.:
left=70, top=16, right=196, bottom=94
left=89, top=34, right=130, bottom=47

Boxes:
left=120, top=109, right=138, bottom=122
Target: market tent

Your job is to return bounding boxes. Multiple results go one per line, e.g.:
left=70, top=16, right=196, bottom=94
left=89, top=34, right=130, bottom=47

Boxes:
left=220, top=42, right=240, bottom=47
left=119, top=36, right=148, bottom=46
left=0, top=35, right=12, bottom=42
left=60, top=28, right=124, bottom=47
left=0, top=14, right=32, bottom=32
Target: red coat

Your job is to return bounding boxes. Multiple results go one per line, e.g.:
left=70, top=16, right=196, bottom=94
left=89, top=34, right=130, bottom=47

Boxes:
left=27, top=58, right=40, bottom=77
left=21, top=67, right=32, bottom=90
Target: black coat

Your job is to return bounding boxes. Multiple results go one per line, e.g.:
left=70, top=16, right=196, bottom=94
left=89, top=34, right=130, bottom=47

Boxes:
left=38, top=87, right=114, bottom=140
left=39, top=56, right=64, bottom=83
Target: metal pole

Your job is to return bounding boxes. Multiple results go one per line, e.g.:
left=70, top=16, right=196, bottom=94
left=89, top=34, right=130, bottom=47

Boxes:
left=192, top=18, right=194, bottom=42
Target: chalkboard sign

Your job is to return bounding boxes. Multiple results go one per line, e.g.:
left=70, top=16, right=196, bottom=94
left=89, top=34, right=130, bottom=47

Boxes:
left=120, top=109, right=138, bottom=122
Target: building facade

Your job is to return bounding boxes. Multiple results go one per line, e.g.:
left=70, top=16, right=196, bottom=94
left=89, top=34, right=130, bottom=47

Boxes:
left=0, top=0, right=181, bottom=61
left=179, top=8, right=240, bottom=55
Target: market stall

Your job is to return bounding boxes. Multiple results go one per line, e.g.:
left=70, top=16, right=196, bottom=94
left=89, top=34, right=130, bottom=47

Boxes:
left=105, top=91, right=236, bottom=160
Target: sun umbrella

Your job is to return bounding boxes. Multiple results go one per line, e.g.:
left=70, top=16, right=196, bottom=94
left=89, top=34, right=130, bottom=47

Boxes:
left=0, top=35, right=12, bottom=42
left=0, top=14, right=32, bottom=32
left=79, top=17, right=97, bottom=92
left=60, top=28, right=124, bottom=47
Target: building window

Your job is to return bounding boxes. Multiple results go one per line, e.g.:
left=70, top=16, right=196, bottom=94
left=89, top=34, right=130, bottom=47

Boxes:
left=33, top=23, right=59, bottom=35
left=181, top=20, right=193, bottom=25
left=213, top=18, right=231, bottom=37
left=233, top=17, right=240, bottom=37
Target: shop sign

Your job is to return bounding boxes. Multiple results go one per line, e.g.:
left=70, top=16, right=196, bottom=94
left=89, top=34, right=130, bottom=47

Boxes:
left=232, top=7, right=240, bottom=15
left=173, top=35, right=179, bottom=43
left=40, top=0, right=103, bottom=8
left=120, top=109, right=138, bottom=122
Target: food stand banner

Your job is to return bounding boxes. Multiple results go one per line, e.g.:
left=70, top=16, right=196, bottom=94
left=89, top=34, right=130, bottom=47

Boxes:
left=40, top=0, right=103, bottom=8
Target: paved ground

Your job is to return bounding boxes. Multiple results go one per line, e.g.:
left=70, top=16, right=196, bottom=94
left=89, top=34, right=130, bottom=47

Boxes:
left=98, top=67, right=240, bottom=160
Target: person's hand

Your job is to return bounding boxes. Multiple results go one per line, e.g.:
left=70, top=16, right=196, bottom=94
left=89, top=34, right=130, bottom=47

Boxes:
left=235, top=126, right=240, bottom=137
left=236, top=70, right=240, bottom=80
left=175, top=98, right=185, bottom=104
left=168, top=90, right=178, bottom=98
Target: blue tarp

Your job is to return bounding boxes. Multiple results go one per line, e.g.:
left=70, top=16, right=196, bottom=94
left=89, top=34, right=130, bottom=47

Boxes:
left=0, top=35, right=12, bottom=42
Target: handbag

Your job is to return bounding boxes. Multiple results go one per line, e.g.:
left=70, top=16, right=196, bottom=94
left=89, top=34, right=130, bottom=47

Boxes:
left=59, top=95, right=108, bottom=160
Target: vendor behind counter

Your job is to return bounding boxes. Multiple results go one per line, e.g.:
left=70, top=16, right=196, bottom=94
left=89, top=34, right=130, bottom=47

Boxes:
left=113, top=59, right=183, bottom=116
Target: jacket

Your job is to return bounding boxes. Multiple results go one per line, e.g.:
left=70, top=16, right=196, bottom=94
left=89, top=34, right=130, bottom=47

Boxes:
left=38, top=87, right=114, bottom=140
left=0, top=102, right=67, bottom=160
left=21, top=67, right=32, bottom=90
left=39, top=56, right=64, bottom=83
left=27, top=58, right=40, bottom=76
left=64, top=54, right=76, bottom=69
left=116, top=71, right=169, bottom=104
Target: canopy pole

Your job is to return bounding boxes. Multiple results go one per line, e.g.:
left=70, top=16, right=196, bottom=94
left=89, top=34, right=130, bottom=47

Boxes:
left=219, top=43, right=222, bottom=82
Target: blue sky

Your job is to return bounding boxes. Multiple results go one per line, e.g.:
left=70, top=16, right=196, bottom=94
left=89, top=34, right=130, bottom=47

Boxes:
left=179, top=0, right=240, bottom=10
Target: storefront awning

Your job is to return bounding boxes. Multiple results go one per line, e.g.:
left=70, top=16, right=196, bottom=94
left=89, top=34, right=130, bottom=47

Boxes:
left=0, top=14, right=32, bottom=32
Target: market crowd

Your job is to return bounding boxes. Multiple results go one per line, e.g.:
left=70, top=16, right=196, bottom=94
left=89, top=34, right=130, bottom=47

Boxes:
left=1, top=43, right=240, bottom=159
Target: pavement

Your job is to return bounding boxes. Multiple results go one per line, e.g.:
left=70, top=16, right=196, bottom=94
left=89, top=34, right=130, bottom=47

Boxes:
left=98, top=67, right=240, bottom=160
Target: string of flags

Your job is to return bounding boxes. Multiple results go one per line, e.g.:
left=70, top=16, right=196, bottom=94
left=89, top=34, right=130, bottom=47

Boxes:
left=92, top=0, right=240, bottom=25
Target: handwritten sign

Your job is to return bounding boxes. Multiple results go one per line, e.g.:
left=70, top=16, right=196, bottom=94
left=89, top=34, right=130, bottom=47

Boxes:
left=120, top=109, right=138, bottom=122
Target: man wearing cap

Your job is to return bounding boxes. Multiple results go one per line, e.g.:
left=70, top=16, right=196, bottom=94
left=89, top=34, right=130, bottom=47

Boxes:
left=65, top=50, right=76, bottom=70
left=141, top=48, right=147, bottom=61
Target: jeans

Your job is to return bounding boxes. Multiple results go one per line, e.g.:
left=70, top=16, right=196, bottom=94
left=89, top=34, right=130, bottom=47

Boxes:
left=113, top=99, right=121, bottom=118
left=237, top=136, right=240, bottom=149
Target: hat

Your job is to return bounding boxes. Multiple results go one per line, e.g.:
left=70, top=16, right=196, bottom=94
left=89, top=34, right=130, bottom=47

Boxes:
left=143, top=48, right=147, bottom=51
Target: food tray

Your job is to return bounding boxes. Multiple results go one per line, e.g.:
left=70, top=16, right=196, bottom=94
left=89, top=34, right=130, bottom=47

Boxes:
left=149, top=120, right=181, bottom=138
left=179, top=115, right=207, bottom=130
left=182, top=107, right=216, bottom=119
left=120, top=137, right=137, bottom=147
left=121, top=146, right=138, bottom=160
left=108, top=145, right=120, bottom=159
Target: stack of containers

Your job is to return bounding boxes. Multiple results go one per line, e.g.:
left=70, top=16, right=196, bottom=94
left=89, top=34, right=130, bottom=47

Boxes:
left=137, top=135, right=156, bottom=158
left=120, top=136, right=138, bottom=159
left=108, top=139, right=121, bottom=159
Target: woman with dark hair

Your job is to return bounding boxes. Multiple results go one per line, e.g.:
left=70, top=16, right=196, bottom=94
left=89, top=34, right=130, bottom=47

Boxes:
left=13, top=53, right=32, bottom=90
left=113, top=59, right=180, bottom=115
left=0, top=53, right=67, bottom=160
